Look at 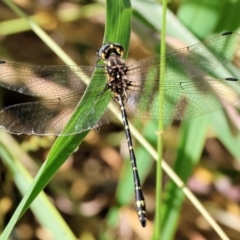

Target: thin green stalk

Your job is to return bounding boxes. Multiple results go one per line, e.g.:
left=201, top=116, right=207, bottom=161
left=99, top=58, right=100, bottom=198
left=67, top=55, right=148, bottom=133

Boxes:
left=154, top=0, right=167, bottom=239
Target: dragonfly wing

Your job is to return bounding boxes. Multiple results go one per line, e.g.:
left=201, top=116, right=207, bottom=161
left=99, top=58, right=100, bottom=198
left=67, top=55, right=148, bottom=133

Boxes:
left=0, top=94, right=80, bottom=135
left=125, top=77, right=240, bottom=120
left=125, top=32, right=240, bottom=120
left=0, top=61, right=101, bottom=97
left=0, top=84, right=115, bottom=135
left=127, top=32, right=240, bottom=82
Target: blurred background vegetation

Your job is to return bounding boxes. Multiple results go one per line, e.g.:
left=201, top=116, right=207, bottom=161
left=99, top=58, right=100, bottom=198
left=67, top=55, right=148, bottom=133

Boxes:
left=0, top=0, right=240, bottom=240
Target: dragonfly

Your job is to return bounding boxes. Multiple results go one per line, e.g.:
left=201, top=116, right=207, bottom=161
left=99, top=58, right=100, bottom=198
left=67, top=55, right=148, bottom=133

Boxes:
left=0, top=31, right=240, bottom=227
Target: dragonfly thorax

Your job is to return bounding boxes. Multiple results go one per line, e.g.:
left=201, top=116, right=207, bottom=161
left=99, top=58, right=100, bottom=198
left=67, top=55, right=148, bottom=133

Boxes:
left=105, top=55, right=130, bottom=97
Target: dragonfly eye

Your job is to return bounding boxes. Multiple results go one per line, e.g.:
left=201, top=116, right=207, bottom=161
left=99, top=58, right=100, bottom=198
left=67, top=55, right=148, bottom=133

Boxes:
left=115, top=45, right=124, bottom=57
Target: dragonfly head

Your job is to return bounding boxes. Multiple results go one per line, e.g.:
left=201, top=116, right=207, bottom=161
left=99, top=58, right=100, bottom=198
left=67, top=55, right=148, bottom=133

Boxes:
left=96, top=43, right=124, bottom=62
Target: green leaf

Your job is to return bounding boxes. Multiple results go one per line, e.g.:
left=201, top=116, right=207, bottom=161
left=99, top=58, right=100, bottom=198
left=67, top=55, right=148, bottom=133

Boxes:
left=178, top=0, right=240, bottom=38
left=104, top=0, right=131, bottom=56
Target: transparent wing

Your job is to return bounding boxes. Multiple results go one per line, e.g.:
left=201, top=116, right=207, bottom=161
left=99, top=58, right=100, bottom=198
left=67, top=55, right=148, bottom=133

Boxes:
left=125, top=32, right=240, bottom=119
left=0, top=61, right=106, bottom=97
left=0, top=61, right=114, bottom=135
left=127, top=32, right=240, bottom=81
left=0, top=86, right=115, bottom=135
left=125, top=77, right=240, bottom=120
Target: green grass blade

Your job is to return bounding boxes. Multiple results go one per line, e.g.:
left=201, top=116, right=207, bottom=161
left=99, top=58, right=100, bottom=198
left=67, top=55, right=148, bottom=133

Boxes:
left=104, top=0, right=131, bottom=53
left=154, top=0, right=168, bottom=238
left=178, top=0, right=240, bottom=38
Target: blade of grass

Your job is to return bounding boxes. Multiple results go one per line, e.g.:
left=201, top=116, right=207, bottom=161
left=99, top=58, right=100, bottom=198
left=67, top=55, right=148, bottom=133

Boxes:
left=103, top=0, right=131, bottom=53
left=154, top=0, right=168, bottom=238
left=178, top=0, right=240, bottom=39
